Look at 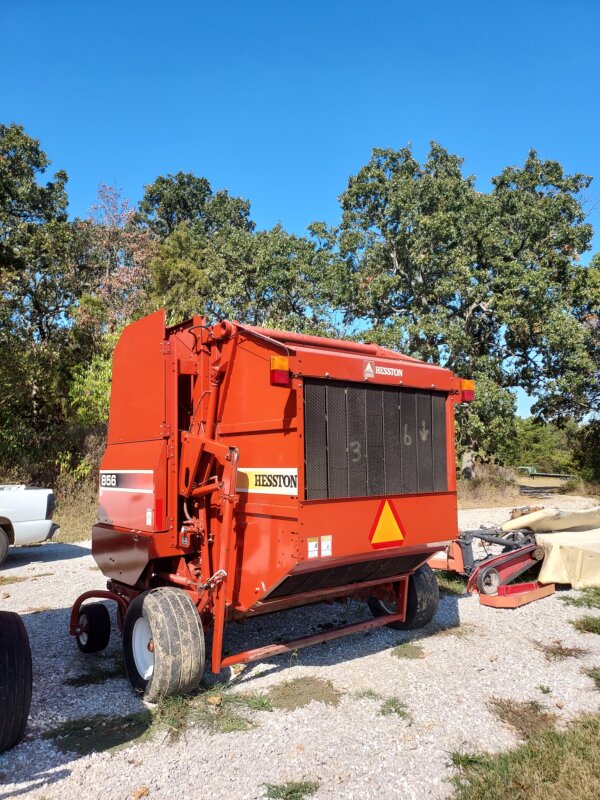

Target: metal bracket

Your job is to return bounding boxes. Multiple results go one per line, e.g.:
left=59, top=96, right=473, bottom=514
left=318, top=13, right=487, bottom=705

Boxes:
left=201, top=569, right=227, bottom=591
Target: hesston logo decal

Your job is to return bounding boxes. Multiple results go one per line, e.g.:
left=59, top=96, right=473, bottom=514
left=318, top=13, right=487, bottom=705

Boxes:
left=363, top=360, right=404, bottom=380
left=237, top=468, right=298, bottom=495
left=369, top=499, right=406, bottom=548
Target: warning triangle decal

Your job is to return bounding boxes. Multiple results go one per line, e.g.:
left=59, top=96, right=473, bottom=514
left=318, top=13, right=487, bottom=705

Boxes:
left=369, top=500, right=406, bottom=549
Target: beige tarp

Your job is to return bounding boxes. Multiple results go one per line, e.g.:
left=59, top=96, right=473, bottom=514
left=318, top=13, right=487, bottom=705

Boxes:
left=501, top=507, right=600, bottom=589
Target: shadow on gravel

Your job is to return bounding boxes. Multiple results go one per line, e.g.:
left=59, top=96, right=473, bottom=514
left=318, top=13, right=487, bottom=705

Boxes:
left=0, top=541, right=90, bottom=571
left=0, top=768, right=72, bottom=800
left=210, top=591, right=465, bottom=684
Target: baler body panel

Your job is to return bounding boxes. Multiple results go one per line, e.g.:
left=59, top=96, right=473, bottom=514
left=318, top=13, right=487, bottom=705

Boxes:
left=90, top=313, right=462, bottom=671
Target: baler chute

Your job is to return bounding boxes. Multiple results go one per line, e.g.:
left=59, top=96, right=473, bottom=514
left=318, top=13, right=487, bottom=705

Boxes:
left=70, top=309, right=470, bottom=700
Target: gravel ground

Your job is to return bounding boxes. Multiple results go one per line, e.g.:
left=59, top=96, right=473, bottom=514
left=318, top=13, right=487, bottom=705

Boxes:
left=1, top=496, right=600, bottom=800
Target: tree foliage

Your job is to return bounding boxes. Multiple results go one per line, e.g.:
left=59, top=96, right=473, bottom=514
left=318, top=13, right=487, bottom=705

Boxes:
left=1, top=125, right=599, bottom=482
left=306, top=142, right=598, bottom=459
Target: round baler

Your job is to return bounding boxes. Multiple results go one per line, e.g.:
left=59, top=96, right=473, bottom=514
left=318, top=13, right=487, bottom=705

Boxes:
left=70, top=310, right=473, bottom=700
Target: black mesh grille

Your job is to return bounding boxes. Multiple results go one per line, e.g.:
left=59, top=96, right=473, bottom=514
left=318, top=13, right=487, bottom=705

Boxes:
left=304, top=379, right=448, bottom=500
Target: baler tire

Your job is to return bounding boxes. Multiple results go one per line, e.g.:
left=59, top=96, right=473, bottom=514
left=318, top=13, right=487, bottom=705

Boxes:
left=0, top=529, right=9, bottom=567
left=0, top=611, right=33, bottom=753
left=122, top=587, right=205, bottom=702
left=368, top=564, right=440, bottom=631
left=76, top=603, right=111, bottom=653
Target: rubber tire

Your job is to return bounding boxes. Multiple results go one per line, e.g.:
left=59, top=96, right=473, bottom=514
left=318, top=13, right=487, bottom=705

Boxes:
left=368, top=564, right=440, bottom=630
left=0, top=529, right=9, bottom=568
left=0, top=611, right=32, bottom=752
left=123, top=587, right=205, bottom=702
left=76, top=603, right=111, bottom=653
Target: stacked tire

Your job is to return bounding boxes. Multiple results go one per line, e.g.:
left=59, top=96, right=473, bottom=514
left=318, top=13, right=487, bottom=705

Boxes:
left=0, top=611, right=32, bottom=752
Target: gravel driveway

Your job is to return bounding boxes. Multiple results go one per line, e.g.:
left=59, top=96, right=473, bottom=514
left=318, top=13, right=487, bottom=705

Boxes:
left=1, top=498, right=599, bottom=800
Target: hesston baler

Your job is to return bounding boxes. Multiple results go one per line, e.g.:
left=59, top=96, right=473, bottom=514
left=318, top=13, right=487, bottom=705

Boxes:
left=70, top=310, right=474, bottom=700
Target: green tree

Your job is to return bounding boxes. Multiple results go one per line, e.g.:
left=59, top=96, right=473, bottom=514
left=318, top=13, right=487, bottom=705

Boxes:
left=501, top=417, right=578, bottom=474
left=0, top=123, right=68, bottom=273
left=136, top=171, right=253, bottom=238
left=144, top=172, right=336, bottom=333
left=321, top=143, right=598, bottom=455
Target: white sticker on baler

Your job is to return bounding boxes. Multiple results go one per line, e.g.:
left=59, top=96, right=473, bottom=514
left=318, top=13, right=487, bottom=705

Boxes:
left=308, top=538, right=319, bottom=558
left=237, top=468, right=298, bottom=495
left=321, top=535, right=332, bottom=557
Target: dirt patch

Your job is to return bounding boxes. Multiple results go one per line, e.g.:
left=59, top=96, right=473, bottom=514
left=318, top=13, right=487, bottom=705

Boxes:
left=392, top=642, right=426, bottom=659
left=267, top=677, right=342, bottom=711
left=488, top=698, right=557, bottom=740
left=534, top=640, right=588, bottom=661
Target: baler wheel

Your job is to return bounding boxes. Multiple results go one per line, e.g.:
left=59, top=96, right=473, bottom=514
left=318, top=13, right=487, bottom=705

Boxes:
left=122, top=587, right=205, bottom=702
left=0, top=611, right=32, bottom=753
left=76, top=603, right=111, bottom=653
left=368, top=564, right=440, bottom=630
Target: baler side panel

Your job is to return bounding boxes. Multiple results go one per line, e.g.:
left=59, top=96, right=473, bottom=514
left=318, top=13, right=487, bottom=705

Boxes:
left=108, top=309, right=167, bottom=444
left=216, top=337, right=300, bottom=612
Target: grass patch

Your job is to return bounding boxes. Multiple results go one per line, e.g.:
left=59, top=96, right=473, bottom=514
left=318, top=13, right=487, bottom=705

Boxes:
left=572, top=616, right=600, bottom=635
left=354, top=688, right=411, bottom=719
left=45, top=684, right=273, bottom=753
left=561, top=588, right=600, bottom=610
left=449, top=714, right=600, bottom=800
left=534, top=640, right=588, bottom=661
left=354, top=689, right=382, bottom=701
left=436, top=571, right=468, bottom=596
left=63, top=657, right=124, bottom=686
left=379, top=696, right=411, bottom=720
left=264, top=781, right=319, bottom=800
left=583, top=667, right=600, bottom=690
left=152, top=684, right=273, bottom=737
left=391, top=642, right=425, bottom=659
left=488, top=698, right=557, bottom=740
left=44, top=712, right=150, bottom=755
left=267, top=677, right=341, bottom=711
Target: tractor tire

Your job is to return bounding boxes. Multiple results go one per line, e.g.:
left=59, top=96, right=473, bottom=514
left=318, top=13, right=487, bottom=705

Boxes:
left=0, top=529, right=9, bottom=567
left=368, top=564, right=440, bottom=630
left=0, top=611, right=32, bottom=752
left=76, top=603, right=111, bottom=653
left=123, top=587, right=205, bottom=702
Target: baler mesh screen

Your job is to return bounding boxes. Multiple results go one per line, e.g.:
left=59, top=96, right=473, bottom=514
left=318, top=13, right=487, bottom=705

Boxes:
left=304, top=379, right=448, bottom=500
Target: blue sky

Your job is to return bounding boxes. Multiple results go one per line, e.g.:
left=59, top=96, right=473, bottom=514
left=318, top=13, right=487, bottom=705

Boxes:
left=2, top=0, right=599, bottom=413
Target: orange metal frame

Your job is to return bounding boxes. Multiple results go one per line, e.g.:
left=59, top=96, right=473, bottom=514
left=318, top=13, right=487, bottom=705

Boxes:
left=71, top=310, right=465, bottom=672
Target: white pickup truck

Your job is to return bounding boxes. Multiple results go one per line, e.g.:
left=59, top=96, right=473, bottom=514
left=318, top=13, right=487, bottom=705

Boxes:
left=0, top=485, right=58, bottom=566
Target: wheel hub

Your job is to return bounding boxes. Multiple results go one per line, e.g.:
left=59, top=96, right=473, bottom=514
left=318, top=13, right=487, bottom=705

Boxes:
left=132, top=617, right=155, bottom=680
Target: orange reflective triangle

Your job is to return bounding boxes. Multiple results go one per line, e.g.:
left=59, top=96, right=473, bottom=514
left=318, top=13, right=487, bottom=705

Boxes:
left=369, top=500, right=405, bottom=549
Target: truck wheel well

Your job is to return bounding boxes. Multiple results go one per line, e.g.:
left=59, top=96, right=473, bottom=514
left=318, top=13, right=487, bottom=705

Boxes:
left=0, top=519, right=15, bottom=545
